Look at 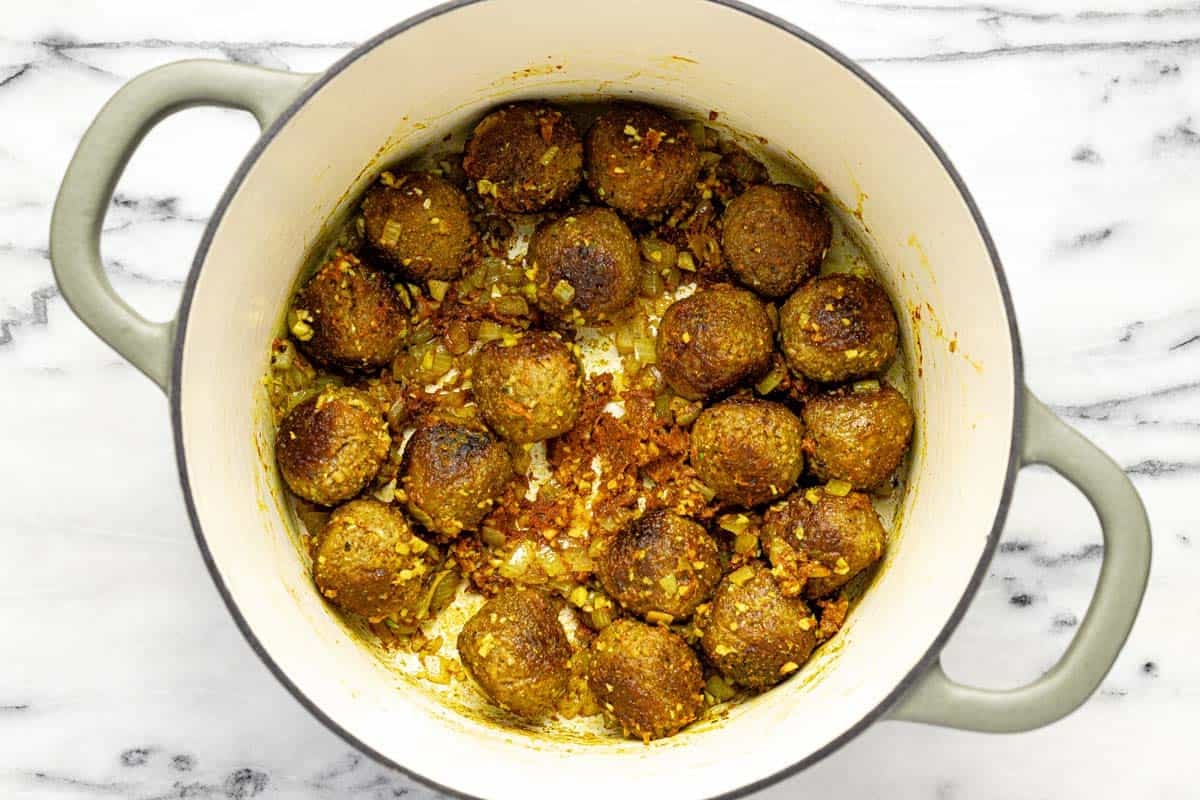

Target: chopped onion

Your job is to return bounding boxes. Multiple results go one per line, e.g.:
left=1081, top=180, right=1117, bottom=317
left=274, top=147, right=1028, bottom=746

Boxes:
left=494, top=294, right=529, bottom=317
left=706, top=674, right=737, bottom=702
left=825, top=478, right=853, bottom=497
left=498, top=541, right=536, bottom=581
left=755, top=364, right=786, bottom=395
left=427, top=279, right=451, bottom=303
left=480, top=525, right=507, bottom=548
left=733, top=533, right=759, bottom=556
left=379, top=219, right=403, bottom=247
left=852, top=379, right=881, bottom=394
left=552, top=279, right=576, bottom=305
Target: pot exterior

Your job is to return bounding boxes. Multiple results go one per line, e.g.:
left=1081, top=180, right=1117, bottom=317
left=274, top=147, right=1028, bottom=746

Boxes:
left=171, top=2, right=1021, bottom=798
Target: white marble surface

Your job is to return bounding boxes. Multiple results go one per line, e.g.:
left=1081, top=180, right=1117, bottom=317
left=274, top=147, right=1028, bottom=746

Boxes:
left=1, top=0, right=1196, bottom=797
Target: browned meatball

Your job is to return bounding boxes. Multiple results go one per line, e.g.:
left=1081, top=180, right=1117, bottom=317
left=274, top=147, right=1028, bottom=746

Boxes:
left=401, top=418, right=513, bottom=537
left=588, top=619, right=704, bottom=741
left=698, top=561, right=817, bottom=689
left=360, top=172, right=475, bottom=280
left=656, top=285, right=774, bottom=401
left=690, top=398, right=805, bottom=507
left=585, top=105, right=700, bottom=219
left=473, top=331, right=582, bottom=443
left=721, top=184, right=832, bottom=298
left=457, top=586, right=572, bottom=719
left=802, top=382, right=914, bottom=489
left=596, top=510, right=722, bottom=622
left=463, top=103, right=583, bottom=213
left=289, top=250, right=408, bottom=371
left=780, top=274, right=899, bottom=383
left=276, top=386, right=390, bottom=506
left=312, top=498, right=439, bottom=623
left=761, top=487, right=886, bottom=598
left=527, top=206, right=639, bottom=323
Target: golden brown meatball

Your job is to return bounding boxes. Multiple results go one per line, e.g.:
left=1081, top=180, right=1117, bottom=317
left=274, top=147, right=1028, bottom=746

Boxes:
left=290, top=250, right=408, bottom=372
left=463, top=103, right=583, bottom=213
left=779, top=274, right=899, bottom=383
left=276, top=386, right=390, bottom=507
left=596, top=510, right=721, bottom=622
left=457, top=586, right=572, bottom=719
left=697, top=561, right=817, bottom=689
left=802, top=382, right=914, bottom=489
left=312, top=498, right=439, bottom=623
left=721, top=184, right=832, bottom=298
left=360, top=171, right=475, bottom=281
left=527, top=206, right=639, bottom=324
left=761, top=487, right=886, bottom=598
left=656, top=285, right=774, bottom=401
left=588, top=619, right=704, bottom=741
left=401, top=418, right=513, bottom=537
left=585, top=105, right=700, bottom=220
left=473, top=331, right=582, bottom=443
left=690, top=398, right=805, bottom=507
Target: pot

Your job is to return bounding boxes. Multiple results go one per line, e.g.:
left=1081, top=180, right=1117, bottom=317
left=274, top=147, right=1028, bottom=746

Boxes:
left=49, top=2, right=1152, bottom=798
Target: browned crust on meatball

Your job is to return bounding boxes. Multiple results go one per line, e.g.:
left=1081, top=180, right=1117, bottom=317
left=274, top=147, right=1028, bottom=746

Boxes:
left=457, top=586, right=572, bottom=719
left=312, top=498, right=440, bottom=622
left=361, top=172, right=475, bottom=281
left=474, top=331, right=582, bottom=443
left=721, top=184, right=832, bottom=298
left=779, top=274, right=899, bottom=383
left=585, top=105, right=700, bottom=220
left=697, top=561, right=817, bottom=689
left=596, top=510, right=722, bottom=621
left=656, top=284, right=774, bottom=401
left=401, top=418, right=514, bottom=537
left=276, top=386, right=390, bottom=507
left=291, top=249, right=409, bottom=371
left=801, top=382, right=914, bottom=489
left=527, top=206, right=639, bottom=323
left=761, top=487, right=886, bottom=598
left=690, top=398, right=805, bottom=507
left=587, top=619, right=704, bottom=741
left=463, top=103, right=583, bottom=213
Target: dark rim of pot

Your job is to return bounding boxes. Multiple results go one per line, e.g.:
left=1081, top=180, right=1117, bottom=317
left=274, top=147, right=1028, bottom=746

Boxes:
left=169, top=1, right=1025, bottom=798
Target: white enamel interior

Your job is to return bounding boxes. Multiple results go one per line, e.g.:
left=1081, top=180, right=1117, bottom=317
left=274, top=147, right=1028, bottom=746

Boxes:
left=177, top=1, right=1018, bottom=798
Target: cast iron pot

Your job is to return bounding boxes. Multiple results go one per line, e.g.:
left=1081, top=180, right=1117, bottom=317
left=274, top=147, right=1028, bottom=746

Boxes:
left=49, top=2, right=1151, bottom=798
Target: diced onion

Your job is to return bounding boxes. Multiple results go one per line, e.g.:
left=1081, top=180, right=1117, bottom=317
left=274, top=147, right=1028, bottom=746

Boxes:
left=825, top=478, right=853, bottom=497
left=853, top=379, right=881, bottom=394
left=552, top=280, right=576, bottom=305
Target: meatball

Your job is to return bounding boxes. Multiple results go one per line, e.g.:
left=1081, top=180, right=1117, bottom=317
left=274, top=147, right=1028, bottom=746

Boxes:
left=360, top=171, right=475, bottom=280
left=276, top=386, right=390, bottom=506
left=474, top=331, right=582, bottom=443
left=588, top=619, right=704, bottom=741
left=721, top=184, right=832, bottom=298
left=779, top=274, right=899, bottom=383
left=596, top=510, right=721, bottom=622
left=802, top=382, right=914, bottom=489
left=761, top=487, right=886, bottom=598
left=656, top=285, right=774, bottom=401
left=457, top=586, right=572, bottom=719
left=463, top=103, right=583, bottom=213
left=290, top=250, right=408, bottom=372
left=527, top=206, right=639, bottom=323
left=585, top=105, right=700, bottom=219
left=401, top=418, right=513, bottom=537
left=698, top=561, right=817, bottom=689
left=690, top=398, right=805, bottom=507
left=312, top=498, right=439, bottom=622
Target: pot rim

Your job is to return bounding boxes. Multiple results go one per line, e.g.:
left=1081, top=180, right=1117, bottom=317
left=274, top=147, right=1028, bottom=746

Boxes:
left=169, top=1, right=1025, bottom=797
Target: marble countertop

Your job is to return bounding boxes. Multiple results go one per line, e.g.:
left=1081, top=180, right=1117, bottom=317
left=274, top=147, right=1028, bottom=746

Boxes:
left=2, top=0, right=1195, bottom=797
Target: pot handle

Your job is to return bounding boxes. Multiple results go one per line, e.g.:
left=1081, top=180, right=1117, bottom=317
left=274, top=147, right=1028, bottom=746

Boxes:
left=888, top=387, right=1151, bottom=732
left=49, top=60, right=312, bottom=391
